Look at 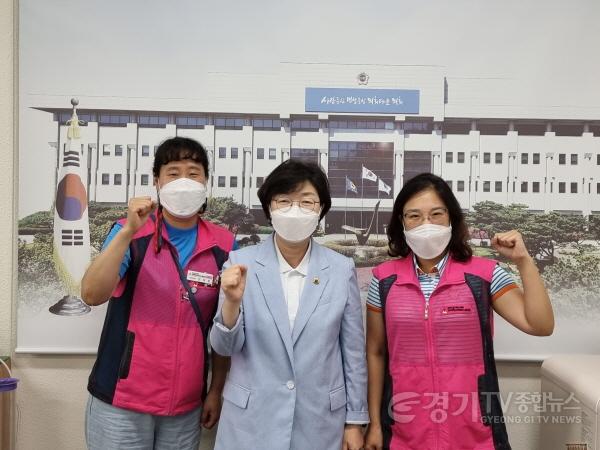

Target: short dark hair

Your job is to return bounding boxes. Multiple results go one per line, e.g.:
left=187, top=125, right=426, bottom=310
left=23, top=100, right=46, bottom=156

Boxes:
left=257, top=159, right=331, bottom=222
left=387, top=173, right=472, bottom=261
left=152, top=137, right=209, bottom=178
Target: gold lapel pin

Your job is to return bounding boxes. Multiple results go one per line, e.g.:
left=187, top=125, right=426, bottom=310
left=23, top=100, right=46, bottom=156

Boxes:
left=313, top=277, right=320, bottom=285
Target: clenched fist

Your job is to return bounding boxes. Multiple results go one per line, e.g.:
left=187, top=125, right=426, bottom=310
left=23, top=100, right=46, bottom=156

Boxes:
left=123, top=196, right=157, bottom=235
left=221, top=264, right=248, bottom=305
left=491, top=230, right=532, bottom=266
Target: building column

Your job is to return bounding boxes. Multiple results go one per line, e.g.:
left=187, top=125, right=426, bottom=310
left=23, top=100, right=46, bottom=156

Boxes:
left=242, top=147, right=252, bottom=209
left=393, top=127, right=405, bottom=192
left=468, top=151, right=479, bottom=209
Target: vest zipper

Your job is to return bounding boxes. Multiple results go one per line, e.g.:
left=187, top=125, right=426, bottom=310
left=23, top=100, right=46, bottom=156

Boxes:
left=167, top=242, right=183, bottom=415
left=423, top=290, right=440, bottom=449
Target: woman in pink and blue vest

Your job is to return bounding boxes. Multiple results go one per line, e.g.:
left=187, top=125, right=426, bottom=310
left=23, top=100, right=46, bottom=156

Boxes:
left=81, top=137, right=237, bottom=450
left=365, top=173, right=554, bottom=450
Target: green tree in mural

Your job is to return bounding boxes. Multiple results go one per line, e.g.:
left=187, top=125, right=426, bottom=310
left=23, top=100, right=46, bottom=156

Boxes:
left=589, top=215, right=600, bottom=243
left=203, top=197, right=255, bottom=234
left=468, top=201, right=589, bottom=267
left=542, top=248, right=600, bottom=291
left=18, top=233, right=59, bottom=284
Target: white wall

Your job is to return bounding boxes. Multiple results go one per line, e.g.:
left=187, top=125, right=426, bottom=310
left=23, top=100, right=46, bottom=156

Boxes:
left=0, top=1, right=546, bottom=448
left=0, top=0, right=15, bottom=357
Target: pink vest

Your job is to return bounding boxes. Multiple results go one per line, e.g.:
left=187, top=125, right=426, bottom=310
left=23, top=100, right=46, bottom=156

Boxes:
left=88, top=216, right=234, bottom=416
left=373, top=255, right=511, bottom=450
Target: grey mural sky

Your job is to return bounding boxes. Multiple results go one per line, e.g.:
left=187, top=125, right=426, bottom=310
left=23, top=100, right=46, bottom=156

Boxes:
left=19, top=0, right=600, bottom=216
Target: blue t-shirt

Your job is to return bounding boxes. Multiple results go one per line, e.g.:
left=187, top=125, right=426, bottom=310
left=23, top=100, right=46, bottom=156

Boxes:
left=102, top=221, right=239, bottom=279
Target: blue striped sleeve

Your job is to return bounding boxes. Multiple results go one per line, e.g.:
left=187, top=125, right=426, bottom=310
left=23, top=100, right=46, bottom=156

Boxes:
left=490, top=264, right=518, bottom=300
left=367, top=276, right=382, bottom=312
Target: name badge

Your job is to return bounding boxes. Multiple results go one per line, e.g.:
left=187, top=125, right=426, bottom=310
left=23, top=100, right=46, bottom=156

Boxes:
left=187, top=270, right=214, bottom=286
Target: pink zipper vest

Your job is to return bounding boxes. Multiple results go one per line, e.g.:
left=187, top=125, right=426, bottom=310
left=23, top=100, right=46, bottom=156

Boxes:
left=88, top=216, right=234, bottom=416
left=373, top=255, right=511, bottom=450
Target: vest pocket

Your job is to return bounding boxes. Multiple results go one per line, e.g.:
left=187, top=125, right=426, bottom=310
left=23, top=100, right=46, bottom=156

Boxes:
left=118, top=331, right=135, bottom=379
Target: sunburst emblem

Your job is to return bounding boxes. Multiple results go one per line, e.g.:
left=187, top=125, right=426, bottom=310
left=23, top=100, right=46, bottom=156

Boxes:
left=357, top=72, right=369, bottom=85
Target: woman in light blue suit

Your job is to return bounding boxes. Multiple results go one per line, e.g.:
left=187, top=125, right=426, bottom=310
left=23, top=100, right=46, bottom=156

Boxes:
left=210, top=160, right=368, bottom=450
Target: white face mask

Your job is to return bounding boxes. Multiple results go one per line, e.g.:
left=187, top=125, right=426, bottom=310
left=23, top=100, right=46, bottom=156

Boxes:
left=404, top=223, right=452, bottom=259
left=271, top=205, right=320, bottom=243
left=158, top=178, right=207, bottom=219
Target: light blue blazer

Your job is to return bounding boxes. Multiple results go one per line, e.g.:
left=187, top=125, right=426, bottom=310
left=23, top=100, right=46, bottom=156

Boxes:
left=210, top=234, right=368, bottom=450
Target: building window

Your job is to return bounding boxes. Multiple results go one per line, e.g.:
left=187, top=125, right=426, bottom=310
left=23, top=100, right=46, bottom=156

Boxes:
left=457, top=180, right=465, bottom=192
left=218, top=147, right=226, bottom=159
left=291, top=119, right=320, bottom=131
left=101, top=173, right=109, bottom=185
left=256, top=177, right=264, bottom=188
left=269, top=148, right=277, bottom=160
left=115, top=145, right=123, bottom=156
left=230, top=176, right=238, bottom=188
left=102, top=144, right=110, bottom=156
left=457, top=152, right=465, bottom=163
left=176, top=116, right=208, bottom=128
left=533, top=153, right=540, bottom=164
left=559, top=154, right=566, bottom=165
left=521, top=153, right=528, bottom=164
left=403, top=121, right=433, bottom=134
left=532, top=182, right=540, bottom=193
left=231, top=147, right=239, bottom=159
left=218, top=176, right=226, bottom=187
left=570, top=182, right=578, bottom=193
left=483, top=181, right=490, bottom=192
left=495, top=153, right=503, bottom=164
left=330, top=120, right=393, bottom=130
left=99, top=113, right=131, bottom=127
left=571, top=154, right=578, bottom=165
left=328, top=142, right=393, bottom=198
left=597, top=154, right=600, bottom=165
left=446, top=180, right=453, bottom=190
left=597, top=182, right=600, bottom=194
left=252, top=118, right=282, bottom=130
left=445, top=152, right=453, bottom=163
left=559, top=182, right=566, bottom=193
left=138, top=114, right=169, bottom=128
left=483, top=152, right=491, bottom=164
left=142, top=145, right=150, bottom=157
left=215, top=117, right=245, bottom=129
left=140, top=174, right=149, bottom=186
left=495, top=181, right=502, bottom=192
left=114, top=174, right=122, bottom=185
left=257, top=148, right=264, bottom=159
left=521, top=182, right=528, bottom=193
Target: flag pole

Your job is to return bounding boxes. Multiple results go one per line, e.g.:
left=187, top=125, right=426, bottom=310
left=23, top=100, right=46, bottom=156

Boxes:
left=344, top=177, right=348, bottom=240
left=376, top=178, right=380, bottom=243
left=361, top=171, right=364, bottom=229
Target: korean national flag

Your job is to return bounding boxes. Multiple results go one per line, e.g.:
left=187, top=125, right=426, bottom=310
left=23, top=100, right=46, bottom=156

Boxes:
left=361, top=166, right=378, bottom=182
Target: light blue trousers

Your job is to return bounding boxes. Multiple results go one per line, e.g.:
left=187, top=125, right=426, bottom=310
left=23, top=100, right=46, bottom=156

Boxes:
left=85, top=395, right=202, bottom=450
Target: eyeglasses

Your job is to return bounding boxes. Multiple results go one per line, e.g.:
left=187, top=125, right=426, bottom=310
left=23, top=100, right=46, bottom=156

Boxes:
left=273, top=198, right=320, bottom=214
left=403, top=207, right=449, bottom=226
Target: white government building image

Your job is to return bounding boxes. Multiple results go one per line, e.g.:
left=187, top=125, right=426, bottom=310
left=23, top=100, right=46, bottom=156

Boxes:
left=36, top=64, right=600, bottom=232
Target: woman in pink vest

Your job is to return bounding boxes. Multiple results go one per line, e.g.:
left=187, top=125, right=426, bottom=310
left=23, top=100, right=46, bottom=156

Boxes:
left=81, top=137, right=236, bottom=450
left=365, top=173, right=554, bottom=450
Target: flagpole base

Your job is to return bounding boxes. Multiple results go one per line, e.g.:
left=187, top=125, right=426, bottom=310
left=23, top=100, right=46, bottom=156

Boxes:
left=49, top=295, right=91, bottom=316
